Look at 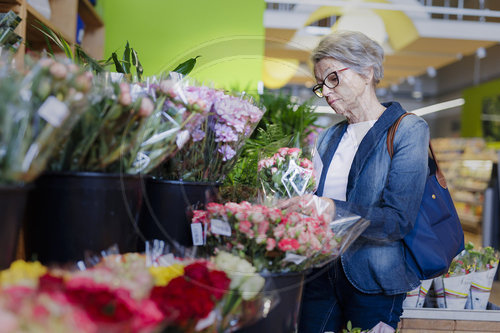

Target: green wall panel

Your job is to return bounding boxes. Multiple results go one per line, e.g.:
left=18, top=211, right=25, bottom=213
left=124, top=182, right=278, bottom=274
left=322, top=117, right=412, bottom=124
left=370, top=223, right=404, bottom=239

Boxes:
left=100, top=0, right=265, bottom=90
left=462, top=78, right=500, bottom=148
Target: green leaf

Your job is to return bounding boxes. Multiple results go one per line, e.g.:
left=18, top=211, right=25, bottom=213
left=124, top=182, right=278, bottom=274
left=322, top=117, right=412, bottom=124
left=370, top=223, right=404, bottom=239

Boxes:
left=131, top=48, right=143, bottom=81
left=122, top=41, right=131, bottom=74
left=172, top=55, right=200, bottom=76
left=347, top=321, right=352, bottom=332
left=111, top=52, right=125, bottom=73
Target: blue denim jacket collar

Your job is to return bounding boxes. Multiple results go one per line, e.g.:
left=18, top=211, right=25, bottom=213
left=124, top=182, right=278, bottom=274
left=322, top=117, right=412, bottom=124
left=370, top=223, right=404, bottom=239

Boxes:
left=316, top=102, right=406, bottom=197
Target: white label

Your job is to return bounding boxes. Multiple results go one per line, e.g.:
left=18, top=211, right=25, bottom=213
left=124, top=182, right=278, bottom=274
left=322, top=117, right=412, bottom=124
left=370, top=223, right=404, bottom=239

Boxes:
left=37, top=96, right=69, bottom=127
left=210, top=219, right=231, bottom=236
left=176, top=130, right=190, bottom=149
left=191, top=223, right=204, bottom=246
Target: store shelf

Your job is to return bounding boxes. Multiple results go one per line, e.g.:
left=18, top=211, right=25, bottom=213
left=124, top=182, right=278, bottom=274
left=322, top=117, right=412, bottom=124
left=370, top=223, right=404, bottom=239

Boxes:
left=78, top=0, right=103, bottom=28
left=26, top=4, right=75, bottom=47
left=453, top=198, right=482, bottom=205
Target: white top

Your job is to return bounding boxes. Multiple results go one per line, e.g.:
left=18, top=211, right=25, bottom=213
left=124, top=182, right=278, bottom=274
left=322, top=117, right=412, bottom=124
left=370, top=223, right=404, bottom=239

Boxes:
left=313, top=120, right=376, bottom=201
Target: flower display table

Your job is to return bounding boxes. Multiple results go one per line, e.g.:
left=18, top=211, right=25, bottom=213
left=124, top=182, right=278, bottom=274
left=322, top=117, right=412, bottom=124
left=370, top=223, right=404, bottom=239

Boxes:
left=399, top=307, right=500, bottom=332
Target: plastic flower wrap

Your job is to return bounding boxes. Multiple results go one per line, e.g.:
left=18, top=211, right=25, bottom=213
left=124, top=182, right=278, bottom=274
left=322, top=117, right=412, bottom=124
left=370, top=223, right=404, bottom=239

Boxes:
left=465, top=243, right=499, bottom=310
left=156, top=83, right=265, bottom=182
left=126, top=79, right=206, bottom=174
left=258, top=147, right=315, bottom=202
left=0, top=58, right=92, bottom=183
left=191, top=197, right=368, bottom=273
left=49, top=74, right=156, bottom=173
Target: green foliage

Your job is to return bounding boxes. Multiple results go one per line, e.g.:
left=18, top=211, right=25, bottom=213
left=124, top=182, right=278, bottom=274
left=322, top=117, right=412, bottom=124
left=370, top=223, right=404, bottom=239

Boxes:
left=36, top=20, right=106, bottom=74
left=221, top=91, right=320, bottom=201
left=172, top=56, right=200, bottom=76
left=105, top=41, right=144, bottom=81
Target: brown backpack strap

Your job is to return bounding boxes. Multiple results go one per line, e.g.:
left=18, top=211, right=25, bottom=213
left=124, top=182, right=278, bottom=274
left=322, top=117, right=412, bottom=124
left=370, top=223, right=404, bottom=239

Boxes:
left=387, top=113, right=447, bottom=189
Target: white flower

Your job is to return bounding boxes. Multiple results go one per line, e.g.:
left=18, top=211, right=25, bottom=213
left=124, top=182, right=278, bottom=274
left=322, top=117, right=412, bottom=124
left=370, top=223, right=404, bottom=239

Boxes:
left=240, top=274, right=265, bottom=300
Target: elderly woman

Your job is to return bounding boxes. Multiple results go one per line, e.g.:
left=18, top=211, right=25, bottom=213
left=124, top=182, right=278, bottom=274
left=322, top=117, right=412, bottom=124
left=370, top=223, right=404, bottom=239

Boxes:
left=299, top=31, right=429, bottom=332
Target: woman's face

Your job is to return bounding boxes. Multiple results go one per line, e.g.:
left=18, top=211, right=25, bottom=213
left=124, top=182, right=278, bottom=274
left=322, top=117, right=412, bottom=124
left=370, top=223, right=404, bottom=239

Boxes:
left=314, top=57, right=372, bottom=119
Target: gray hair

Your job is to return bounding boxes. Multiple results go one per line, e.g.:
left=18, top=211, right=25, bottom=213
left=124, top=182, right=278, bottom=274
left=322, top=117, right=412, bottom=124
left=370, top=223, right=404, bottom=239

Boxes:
left=311, top=30, right=384, bottom=85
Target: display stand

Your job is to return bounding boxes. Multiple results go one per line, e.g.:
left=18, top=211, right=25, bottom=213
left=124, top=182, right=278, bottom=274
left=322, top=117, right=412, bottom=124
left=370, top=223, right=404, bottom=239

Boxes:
left=400, top=307, right=500, bottom=332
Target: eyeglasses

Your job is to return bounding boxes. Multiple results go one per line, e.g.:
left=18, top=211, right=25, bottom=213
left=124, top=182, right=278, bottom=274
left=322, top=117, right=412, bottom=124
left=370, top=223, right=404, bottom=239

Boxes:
left=312, top=67, right=349, bottom=98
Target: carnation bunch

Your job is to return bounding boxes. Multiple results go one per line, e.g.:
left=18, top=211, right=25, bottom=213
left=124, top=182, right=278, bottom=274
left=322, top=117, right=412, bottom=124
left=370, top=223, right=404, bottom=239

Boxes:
left=156, top=83, right=265, bottom=182
left=192, top=200, right=339, bottom=273
left=0, top=58, right=92, bottom=183
left=258, top=147, right=315, bottom=200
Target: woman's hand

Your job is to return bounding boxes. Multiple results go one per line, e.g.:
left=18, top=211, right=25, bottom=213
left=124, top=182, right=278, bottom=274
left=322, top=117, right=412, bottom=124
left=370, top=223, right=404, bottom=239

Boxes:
left=276, top=194, right=336, bottom=222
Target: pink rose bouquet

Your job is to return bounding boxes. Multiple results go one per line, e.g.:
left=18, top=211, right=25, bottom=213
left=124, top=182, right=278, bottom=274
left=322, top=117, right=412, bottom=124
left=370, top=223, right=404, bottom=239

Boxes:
left=258, top=147, right=315, bottom=201
left=192, top=200, right=340, bottom=272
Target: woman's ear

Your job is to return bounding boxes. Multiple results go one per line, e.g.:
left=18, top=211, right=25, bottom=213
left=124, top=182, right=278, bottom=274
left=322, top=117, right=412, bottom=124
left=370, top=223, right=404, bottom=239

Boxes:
left=364, top=67, right=374, bottom=85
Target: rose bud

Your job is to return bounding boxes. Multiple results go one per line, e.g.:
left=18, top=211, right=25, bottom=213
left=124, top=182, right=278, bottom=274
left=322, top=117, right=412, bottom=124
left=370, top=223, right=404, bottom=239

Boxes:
left=67, top=64, right=79, bottom=73
left=49, top=63, right=68, bottom=80
left=139, top=97, right=155, bottom=117
left=75, top=75, right=92, bottom=93
left=120, top=82, right=130, bottom=94
left=119, top=91, right=132, bottom=106
left=39, top=58, right=54, bottom=68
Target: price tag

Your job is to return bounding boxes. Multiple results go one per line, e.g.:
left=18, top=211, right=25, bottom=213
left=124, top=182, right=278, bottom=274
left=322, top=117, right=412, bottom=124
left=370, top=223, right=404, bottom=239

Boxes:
left=37, top=96, right=69, bottom=128
left=210, top=219, right=231, bottom=236
left=191, top=223, right=204, bottom=245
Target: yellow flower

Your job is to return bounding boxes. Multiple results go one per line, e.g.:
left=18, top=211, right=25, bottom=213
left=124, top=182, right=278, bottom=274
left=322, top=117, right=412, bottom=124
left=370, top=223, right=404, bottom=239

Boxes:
left=149, top=264, right=184, bottom=286
left=0, top=260, right=47, bottom=288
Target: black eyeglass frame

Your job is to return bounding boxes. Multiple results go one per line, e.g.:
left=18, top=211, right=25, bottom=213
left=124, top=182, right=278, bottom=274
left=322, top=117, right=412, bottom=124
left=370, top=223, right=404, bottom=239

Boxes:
left=312, top=67, right=349, bottom=98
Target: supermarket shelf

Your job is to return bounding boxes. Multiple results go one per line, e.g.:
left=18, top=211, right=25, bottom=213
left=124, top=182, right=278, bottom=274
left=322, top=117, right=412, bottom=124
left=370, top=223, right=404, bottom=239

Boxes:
left=458, top=213, right=481, bottom=224
left=453, top=197, right=482, bottom=205
left=451, top=184, right=488, bottom=192
left=78, top=0, right=103, bottom=28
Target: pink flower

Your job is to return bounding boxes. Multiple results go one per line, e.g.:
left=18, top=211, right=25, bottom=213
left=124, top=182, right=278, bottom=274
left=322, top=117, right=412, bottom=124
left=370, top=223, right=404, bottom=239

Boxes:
left=250, top=211, right=265, bottom=224
left=271, top=167, right=278, bottom=174
left=278, top=238, right=300, bottom=251
left=218, top=144, right=236, bottom=161
left=139, top=97, right=154, bottom=117
left=257, top=221, right=269, bottom=235
left=49, top=63, right=68, bottom=79
left=266, top=238, right=276, bottom=251
left=206, top=203, right=224, bottom=215
left=273, top=224, right=286, bottom=239
left=192, top=210, right=208, bottom=224
left=238, top=220, right=252, bottom=234
left=300, top=158, right=313, bottom=170
left=288, top=148, right=301, bottom=158
left=277, top=148, right=289, bottom=157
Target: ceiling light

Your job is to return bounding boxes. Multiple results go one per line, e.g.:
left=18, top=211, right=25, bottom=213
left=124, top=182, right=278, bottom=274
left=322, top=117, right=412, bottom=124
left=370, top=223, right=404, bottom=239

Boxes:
left=476, top=47, right=487, bottom=59
left=411, top=98, right=465, bottom=116
left=426, top=67, right=437, bottom=78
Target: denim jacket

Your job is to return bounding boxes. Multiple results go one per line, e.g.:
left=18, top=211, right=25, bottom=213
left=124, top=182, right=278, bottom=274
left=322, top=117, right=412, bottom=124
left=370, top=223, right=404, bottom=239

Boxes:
left=316, top=102, right=429, bottom=295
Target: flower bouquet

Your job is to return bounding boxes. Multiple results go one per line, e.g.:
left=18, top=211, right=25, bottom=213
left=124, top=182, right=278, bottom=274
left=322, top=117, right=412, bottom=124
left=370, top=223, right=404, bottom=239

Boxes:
left=126, top=79, right=207, bottom=174
left=156, top=83, right=265, bottom=182
left=434, top=250, right=474, bottom=309
left=465, top=244, right=499, bottom=310
left=402, top=279, right=433, bottom=309
left=257, top=147, right=315, bottom=203
left=0, top=58, right=92, bottom=184
left=0, top=250, right=271, bottom=333
left=193, top=200, right=342, bottom=273
left=49, top=75, right=155, bottom=173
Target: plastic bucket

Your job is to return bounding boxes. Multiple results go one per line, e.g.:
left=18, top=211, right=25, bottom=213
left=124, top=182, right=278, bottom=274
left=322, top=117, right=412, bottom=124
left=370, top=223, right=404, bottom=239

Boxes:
left=0, top=185, right=29, bottom=269
left=235, top=271, right=305, bottom=333
left=139, top=179, right=220, bottom=247
left=24, top=172, right=144, bottom=264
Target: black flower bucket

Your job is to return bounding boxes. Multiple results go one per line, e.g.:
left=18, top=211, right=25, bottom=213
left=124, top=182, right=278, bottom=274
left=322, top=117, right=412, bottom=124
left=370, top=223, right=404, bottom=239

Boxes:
left=139, top=179, right=220, bottom=248
left=0, top=185, right=30, bottom=269
left=24, top=172, right=144, bottom=264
